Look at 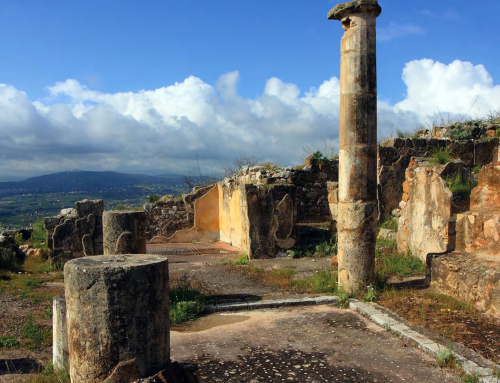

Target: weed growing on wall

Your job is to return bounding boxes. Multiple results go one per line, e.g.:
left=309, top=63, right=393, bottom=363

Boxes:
left=429, top=146, right=455, bottom=164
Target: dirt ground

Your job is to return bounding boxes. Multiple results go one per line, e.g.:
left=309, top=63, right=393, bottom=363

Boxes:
left=1, top=242, right=498, bottom=382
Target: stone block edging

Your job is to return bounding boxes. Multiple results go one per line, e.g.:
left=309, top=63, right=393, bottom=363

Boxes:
left=349, top=300, right=500, bottom=382
left=203, top=296, right=499, bottom=381
left=204, top=296, right=339, bottom=313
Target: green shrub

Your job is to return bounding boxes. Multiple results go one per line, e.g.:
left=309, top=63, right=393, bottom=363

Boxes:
left=314, top=241, right=337, bottom=257
left=429, top=146, right=454, bottom=164
left=14, top=232, right=24, bottom=246
left=170, top=301, right=203, bottom=324
left=336, top=290, right=350, bottom=308
left=312, top=151, right=330, bottom=167
left=148, top=194, right=161, bottom=203
left=169, top=276, right=205, bottom=324
left=445, top=173, right=477, bottom=198
left=363, top=285, right=378, bottom=302
left=443, top=123, right=473, bottom=140
left=437, top=349, right=459, bottom=368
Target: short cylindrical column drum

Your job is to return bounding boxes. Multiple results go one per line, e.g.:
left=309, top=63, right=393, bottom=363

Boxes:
left=64, top=254, right=169, bottom=383
left=103, top=211, right=147, bottom=255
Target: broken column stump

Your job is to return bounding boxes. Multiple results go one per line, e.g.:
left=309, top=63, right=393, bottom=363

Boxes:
left=64, top=254, right=169, bottom=383
left=103, top=211, right=147, bottom=255
left=52, top=295, right=69, bottom=371
left=328, top=0, right=381, bottom=293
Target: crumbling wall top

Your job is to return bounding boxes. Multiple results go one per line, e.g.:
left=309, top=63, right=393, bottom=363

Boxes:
left=328, top=0, right=381, bottom=20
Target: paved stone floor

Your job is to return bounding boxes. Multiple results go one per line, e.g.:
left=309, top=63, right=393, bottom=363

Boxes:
left=171, top=305, right=461, bottom=382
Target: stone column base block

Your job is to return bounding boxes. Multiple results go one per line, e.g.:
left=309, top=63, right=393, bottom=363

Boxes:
left=52, top=295, right=69, bottom=371
left=338, top=202, right=377, bottom=292
left=103, top=211, right=147, bottom=255
left=64, top=255, right=169, bottom=383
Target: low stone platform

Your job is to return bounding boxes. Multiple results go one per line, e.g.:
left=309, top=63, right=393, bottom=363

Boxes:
left=431, top=251, right=500, bottom=313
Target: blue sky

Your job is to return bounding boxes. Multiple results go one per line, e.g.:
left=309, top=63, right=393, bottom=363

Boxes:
left=1, top=0, right=500, bottom=180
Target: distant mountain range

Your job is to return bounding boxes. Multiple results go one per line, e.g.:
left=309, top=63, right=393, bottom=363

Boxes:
left=0, top=171, right=185, bottom=197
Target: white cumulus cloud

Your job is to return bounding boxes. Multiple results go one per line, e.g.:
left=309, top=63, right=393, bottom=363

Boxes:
left=0, top=59, right=499, bottom=179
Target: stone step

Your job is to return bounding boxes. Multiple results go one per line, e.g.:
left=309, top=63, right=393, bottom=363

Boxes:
left=430, top=251, right=500, bottom=313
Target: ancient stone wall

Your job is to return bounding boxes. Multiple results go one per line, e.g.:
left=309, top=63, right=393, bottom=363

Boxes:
left=143, top=185, right=213, bottom=240
left=151, top=186, right=220, bottom=243
left=379, top=137, right=499, bottom=218
left=44, top=199, right=104, bottom=264
left=225, top=159, right=338, bottom=224
left=219, top=177, right=297, bottom=258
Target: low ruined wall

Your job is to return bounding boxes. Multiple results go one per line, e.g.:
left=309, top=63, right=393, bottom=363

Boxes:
left=218, top=181, right=296, bottom=258
left=162, top=186, right=220, bottom=243
left=431, top=252, right=500, bottom=313
left=379, top=137, right=499, bottom=218
left=455, top=164, right=500, bottom=257
left=226, top=160, right=338, bottom=224
left=44, top=200, right=104, bottom=264
left=144, top=185, right=213, bottom=240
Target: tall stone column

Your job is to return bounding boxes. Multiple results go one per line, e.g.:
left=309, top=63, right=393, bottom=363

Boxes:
left=328, top=0, right=381, bottom=293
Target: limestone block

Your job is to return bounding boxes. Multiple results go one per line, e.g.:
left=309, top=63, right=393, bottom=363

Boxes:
left=397, top=161, right=456, bottom=261
left=103, top=211, right=147, bottom=255
left=53, top=295, right=69, bottom=371
left=64, top=255, right=169, bottom=383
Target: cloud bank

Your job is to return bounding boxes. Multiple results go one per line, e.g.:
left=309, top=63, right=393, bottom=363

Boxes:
left=1, top=59, right=499, bottom=179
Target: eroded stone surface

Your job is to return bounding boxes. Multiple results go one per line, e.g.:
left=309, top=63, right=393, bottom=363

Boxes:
left=103, top=211, right=147, bottom=255
left=64, top=254, right=169, bottom=383
left=431, top=251, right=500, bottom=313
left=44, top=199, right=104, bottom=263
left=397, top=160, right=460, bottom=262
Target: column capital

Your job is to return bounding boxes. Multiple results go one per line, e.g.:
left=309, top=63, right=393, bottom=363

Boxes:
left=328, top=0, right=381, bottom=21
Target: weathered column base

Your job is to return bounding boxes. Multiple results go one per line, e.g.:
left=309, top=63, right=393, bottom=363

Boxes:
left=337, top=201, right=377, bottom=293
left=64, top=254, right=169, bottom=383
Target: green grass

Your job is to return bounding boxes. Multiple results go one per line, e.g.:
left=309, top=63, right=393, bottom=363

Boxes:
left=375, top=238, right=426, bottom=278
left=461, top=372, right=480, bottom=383
left=292, top=269, right=339, bottom=293
left=396, top=128, right=415, bottom=138
left=429, top=146, right=454, bottom=164
left=0, top=335, right=19, bottom=348
left=23, top=362, right=70, bottom=383
left=21, top=318, right=52, bottom=348
left=379, top=217, right=398, bottom=231
left=169, top=277, right=205, bottom=325
left=445, top=173, right=477, bottom=198
left=170, top=301, right=203, bottom=324
left=221, top=253, right=249, bottom=265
